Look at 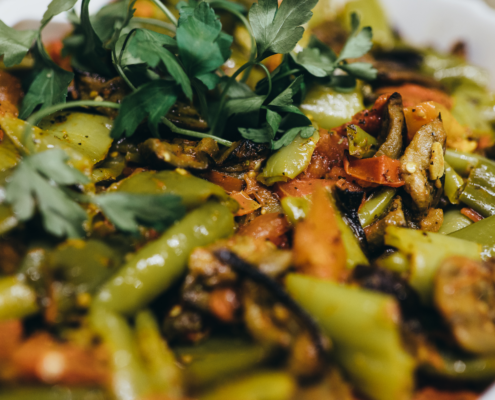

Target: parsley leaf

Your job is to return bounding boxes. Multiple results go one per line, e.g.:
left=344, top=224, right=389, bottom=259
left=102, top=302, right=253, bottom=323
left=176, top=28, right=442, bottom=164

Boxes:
left=238, top=123, right=273, bottom=144
left=0, top=21, right=37, bottom=67
left=19, top=45, right=74, bottom=119
left=4, top=149, right=89, bottom=238
left=337, top=14, right=373, bottom=62
left=293, top=36, right=337, bottom=77
left=249, top=0, right=318, bottom=60
left=339, top=62, right=377, bottom=81
left=127, top=29, right=192, bottom=100
left=272, top=126, right=315, bottom=150
left=41, top=0, right=78, bottom=28
left=111, top=80, right=178, bottom=139
left=93, top=193, right=185, bottom=233
left=176, top=2, right=233, bottom=78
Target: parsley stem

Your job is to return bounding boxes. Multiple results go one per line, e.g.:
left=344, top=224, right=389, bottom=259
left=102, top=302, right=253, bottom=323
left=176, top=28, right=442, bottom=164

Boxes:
left=148, top=0, right=178, bottom=26
left=160, top=117, right=233, bottom=147
left=256, top=63, right=272, bottom=99
left=209, top=61, right=254, bottom=135
left=132, top=17, right=176, bottom=33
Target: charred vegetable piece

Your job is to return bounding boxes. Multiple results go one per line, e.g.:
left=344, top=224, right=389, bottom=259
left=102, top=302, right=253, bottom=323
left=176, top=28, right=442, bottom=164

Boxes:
left=0, top=275, right=39, bottom=320
left=89, top=307, right=150, bottom=400
left=334, top=187, right=367, bottom=250
left=111, top=169, right=238, bottom=213
left=375, top=92, right=406, bottom=160
left=434, top=256, right=495, bottom=355
left=384, top=226, right=482, bottom=302
left=358, top=187, right=396, bottom=227
left=418, top=208, right=443, bottom=233
left=346, top=124, right=378, bottom=159
left=91, top=151, right=126, bottom=183
left=94, top=201, right=235, bottom=315
left=365, top=196, right=406, bottom=250
left=459, top=163, right=495, bottom=218
left=215, top=140, right=271, bottom=173
left=293, top=187, right=346, bottom=280
left=286, top=274, right=415, bottom=400
left=139, top=137, right=219, bottom=170
left=399, top=117, right=446, bottom=213
left=199, top=371, right=295, bottom=400
left=258, top=131, right=320, bottom=186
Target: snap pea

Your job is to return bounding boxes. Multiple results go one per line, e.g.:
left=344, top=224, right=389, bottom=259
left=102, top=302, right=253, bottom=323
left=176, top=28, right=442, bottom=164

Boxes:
left=135, top=310, right=183, bottom=398
left=94, top=201, right=235, bottom=315
left=443, top=161, right=464, bottom=205
left=438, top=208, right=473, bottom=235
left=286, top=274, right=415, bottom=400
left=346, top=124, right=378, bottom=159
left=111, top=170, right=238, bottom=213
left=175, top=338, right=268, bottom=389
left=0, top=275, right=39, bottom=320
left=89, top=307, right=150, bottom=400
left=358, top=187, right=396, bottom=228
left=257, top=131, right=320, bottom=186
left=199, top=371, right=295, bottom=400
left=459, top=163, right=495, bottom=217
left=384, top=226, right=481, bottom=302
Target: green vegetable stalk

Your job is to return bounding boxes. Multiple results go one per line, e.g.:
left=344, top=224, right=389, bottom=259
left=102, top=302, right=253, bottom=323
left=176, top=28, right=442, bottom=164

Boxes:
left=94, top=201, right=235, bottom=315
left=375, top=251, right=410, bottom=274
left=443, top=161, right=464, bottom=204
left=89, top=307, right=150, bottom=400
left=0, top=275, right=39, bottom=321
left=347, top=124, right=378, bottom=159
left=421, top=352, right=495, bottom=382
left=257, top=131, right=320, bottom=186
left=438, top=209, right=473, bottom=235
left=358, top=187, right=396, bottom=228
left=135, top=310, right=183, bottom=398
left=281, top=196, right=310, bottom=224
left=384, top=226, right=482, bottom=302
left=459, top=163, right=495, bottom=217
left=444, top=149, right=479, bottom=176
left=450, top=215, right=495, bottom=259
left=286, top=274, right=415, bottom=400
left=199, top=371, right=295, bottom=400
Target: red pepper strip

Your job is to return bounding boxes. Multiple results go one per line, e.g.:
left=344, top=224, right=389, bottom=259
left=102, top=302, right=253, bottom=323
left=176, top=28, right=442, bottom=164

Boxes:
left=343, top=154, right=405, bottom=188
left=460, top=207, right=484, bottom=223
left=275, top=179, right=335, bottom=198
left=375, top=83, right=453, bottom=110
left=230, top=191, right=261, bottom=217
left=204, top=170, right=244, bottom=193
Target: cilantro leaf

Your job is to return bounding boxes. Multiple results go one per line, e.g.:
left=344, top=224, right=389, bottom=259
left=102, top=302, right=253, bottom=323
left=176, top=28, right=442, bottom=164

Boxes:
left=19, top=46, right=74, bottom=119
left=340, top=62, right=377, bottom=81
left=0, top=21, right=37, bottom=67
left=249, top=0, right=318, bottom=60
left=127, top=29, right=192, bottom=100
left=272, top=126, right=315, bottom=150
left=111, top=80, right=178, bottom=139
left=93, top=193, right=185, bottom=233
left=176, top=2, right=232, bottom=78
left=4, top=149, right=89, bottom=238
left=41, top=0, right=78, bottom=28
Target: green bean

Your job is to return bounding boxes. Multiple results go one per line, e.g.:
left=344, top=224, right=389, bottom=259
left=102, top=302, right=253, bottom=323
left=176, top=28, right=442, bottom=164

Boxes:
left=0, top=387, right=106, bottom=400
left=94, top=201, right=235, bottom=315
left=443, top=161, right=464, bottom=204
left=280, top=196, right=310, bottom=224
left=347, top=124, right=378, bottom=159
left=439, top=208, right=473, bottom=235
left=112, top=170, right=238, bottom=213
left=176, top=339, right=268, bottom=389
left=135, top=310, right=182, bottom=397
left=89, top=307, right=150, bottom=400
left=450, top=215, right=495, bottom=259
left=199, top=371, right=295, bottom=400
left=459, top=163, right=495, bottom=217
left=444, top=149, right=479, bottom=176
left=421, top=353, right=495, bottom=381
left=375, top=251, right=410, bottom=274
left=258, top=130, right=320, bottom=186
left=286, top=274, right=415, bottom=400
left=0, top=275, right=39, bottom=320
left=358, top=187, right=396, bottom=228
left=384, top=226, right=481, bottom=302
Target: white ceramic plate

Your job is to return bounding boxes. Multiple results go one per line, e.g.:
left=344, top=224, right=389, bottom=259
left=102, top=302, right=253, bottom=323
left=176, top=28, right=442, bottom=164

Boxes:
left=1, top=0, right=494, bottom=398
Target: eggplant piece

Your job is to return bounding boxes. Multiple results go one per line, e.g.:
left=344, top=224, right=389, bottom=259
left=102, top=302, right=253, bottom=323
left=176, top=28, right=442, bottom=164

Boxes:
left=216, top=140, right=271, bottom=172
left=375, top=92, right=406, bottom=160
left=399, top=117, right=447, bottom=213
left=166, top=101, right=208, bottom=132
left=139, top=137, right=219, bottom=170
